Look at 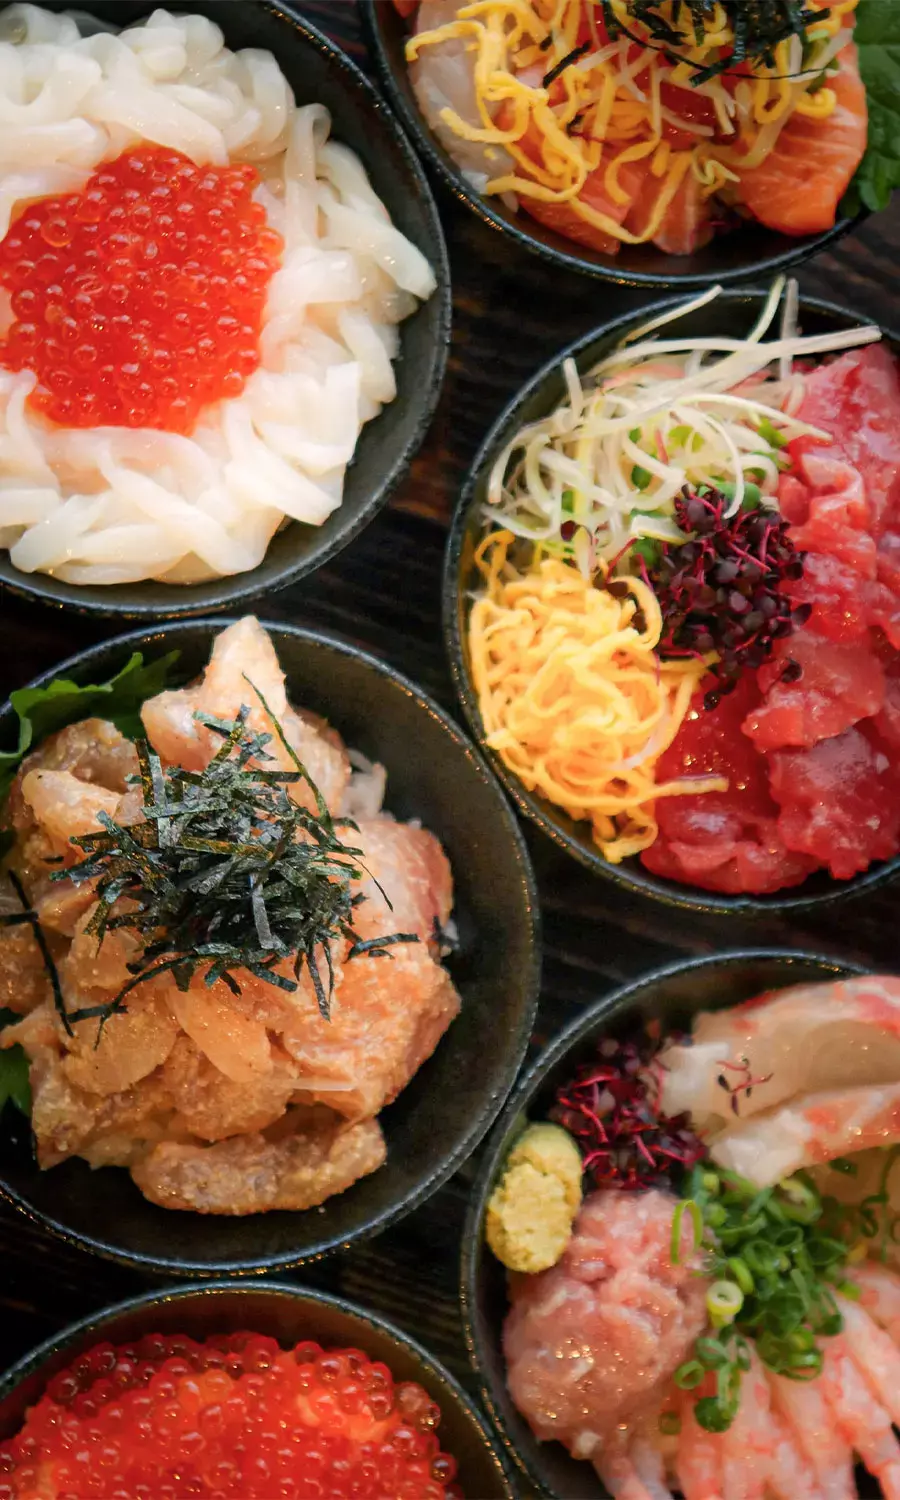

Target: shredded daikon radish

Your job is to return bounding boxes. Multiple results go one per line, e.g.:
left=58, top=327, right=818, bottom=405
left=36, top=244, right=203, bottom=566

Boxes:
left=486, top=285, right=880, bottom=569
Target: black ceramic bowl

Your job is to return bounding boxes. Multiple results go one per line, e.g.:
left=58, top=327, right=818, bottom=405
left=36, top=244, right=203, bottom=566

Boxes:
left=0, top=0, right=450, bottom=619
left=0, top=1280, right=515, bottom=1497
left=362, top=0, right=860, bottom=289
left=0, top=619, right=539, bottom=1274
left=445, top=286, right=900, bottom=914
left=461, top=949, right=868, bottom=1500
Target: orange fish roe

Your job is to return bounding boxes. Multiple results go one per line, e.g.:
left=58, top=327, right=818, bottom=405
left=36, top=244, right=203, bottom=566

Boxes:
left=0, top=147, right=283, bottom=434
left=0, top=1333, right=463, bottom=1500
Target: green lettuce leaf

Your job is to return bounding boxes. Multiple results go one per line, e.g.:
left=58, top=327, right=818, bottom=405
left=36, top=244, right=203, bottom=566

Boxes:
left=0, top=649, right=179, bottom=806
left=843, top=0, right=900, bottom=215
left=0, top=1011, right=30, bottom=1116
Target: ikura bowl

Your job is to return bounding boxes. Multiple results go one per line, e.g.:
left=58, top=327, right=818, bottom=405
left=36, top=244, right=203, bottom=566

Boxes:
left=0, top=619, right=540, bottom=1275
left=0, top=1280, right=515, bottom=1498
left=460, top=949, right=867, bottom=1500
left=445, top=286, right=900, bottom=915
left=0, top=0, right=450, bottom=619
left=361, top=0, right=860, bottom=289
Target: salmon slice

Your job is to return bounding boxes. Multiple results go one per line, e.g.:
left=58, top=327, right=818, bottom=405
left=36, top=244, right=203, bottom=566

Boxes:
left=734, top=44, right=867, bottom=235
left=277, top=945, right=461, bottom=1120
left=131, top=1108, right=386, bottom=1214
left=519, top=153, right=649, bottom=257
left=625, top=161, right=713, bottom=257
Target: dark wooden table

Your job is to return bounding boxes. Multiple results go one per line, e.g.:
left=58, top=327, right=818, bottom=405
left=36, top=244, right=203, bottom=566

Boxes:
left=2, top=0, right=900, bottom=1480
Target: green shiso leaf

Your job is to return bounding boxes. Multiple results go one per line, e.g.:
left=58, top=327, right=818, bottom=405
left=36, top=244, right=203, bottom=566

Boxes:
left=0, top=651, right=179, bottom=806
left=0, top=1011, right=30, bottom=1116
left=843, top=0, right=900, bottom=216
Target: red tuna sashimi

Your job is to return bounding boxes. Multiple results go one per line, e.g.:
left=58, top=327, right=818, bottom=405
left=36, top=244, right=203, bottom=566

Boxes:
left=770, top=726, right=900, bottom=879
left=744, top=630, right=885, bottom=750
left=641, top=675, right=820, bottom=894
left=789, top=344, right=900, bottom=539
left=789, top=451, right=876, bottom=577
left=787, top=552, right=870, bottom=644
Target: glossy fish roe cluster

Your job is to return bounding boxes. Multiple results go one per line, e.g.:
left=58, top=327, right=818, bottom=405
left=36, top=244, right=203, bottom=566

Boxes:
left=0, top=147, right=283, bottom=433
left=0, top=1333, right=463, bottom=1500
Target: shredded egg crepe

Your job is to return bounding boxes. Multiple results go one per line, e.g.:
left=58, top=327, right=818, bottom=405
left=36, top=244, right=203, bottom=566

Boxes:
left=469, top=529, right=723, bottom=860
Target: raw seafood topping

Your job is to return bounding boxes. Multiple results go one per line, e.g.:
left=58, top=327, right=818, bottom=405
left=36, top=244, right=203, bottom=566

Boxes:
left=493, top=974, right=900, bottom=1492
left=0, top=618, right=461, bottom=1217
left=0, top=1332, right=462, bottom=1499
left=0, top=147, right=282, bottom=433
left=469, top=279, right=900, bottom=894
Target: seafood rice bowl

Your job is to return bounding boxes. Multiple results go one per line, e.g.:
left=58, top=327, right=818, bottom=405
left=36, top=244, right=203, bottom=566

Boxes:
left=0, top=4, right=437, bottom=588
left=0, top=617, right=463, bottom=1218
left=475, top=956, right=900, bottom=1499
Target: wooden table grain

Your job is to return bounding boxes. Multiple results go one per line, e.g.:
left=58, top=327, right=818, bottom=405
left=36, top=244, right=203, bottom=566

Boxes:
left=2, top=0, right=900, bottom=1484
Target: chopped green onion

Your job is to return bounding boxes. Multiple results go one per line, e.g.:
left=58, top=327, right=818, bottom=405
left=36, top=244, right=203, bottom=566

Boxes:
left=696, top=1336, right=731, bottom=1369
left=630, top=537, right=661, bottom=568
left=562, top=489, right=575, bottom=514
left=668, top=423, right=691, bottom=447
left=715, top=480, right=761, bottom=511
left=631, top=464, right=653, bottom=492
left=701, top=1172, right=721, bottom=1196
left=756, top=416, right=788, bottom=450
left=672, top=1199, right=703, bottom=1264
left=658, top=1411, right=681, bottom=1436
left=707, top=1280, right=744, bottom=1328
left=674, top=1360, right=705, bottom=1391
left=778, top=1178, right=821, bottom=1225
left=693, top=1396, right=735, bottom=1433
left=726, top=1257, right=755, bottom=1295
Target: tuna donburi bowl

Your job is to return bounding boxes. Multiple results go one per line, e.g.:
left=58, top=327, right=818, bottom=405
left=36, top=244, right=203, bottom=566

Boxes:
left=0, top=619, right=538, bottom=1270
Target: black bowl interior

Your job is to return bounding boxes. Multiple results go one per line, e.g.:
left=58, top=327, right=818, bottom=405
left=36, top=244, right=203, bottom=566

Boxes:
left=0, top=620, right=539, bottom=1273
left=0, top=1281, right=514, bottom=1497
left=446, top=286, right=900, bottom=915
left=362, top=0, right=859, bottom=289
left=0, top=0, right=450, bottom=618
left=461, top=950, right=868, bottom=1500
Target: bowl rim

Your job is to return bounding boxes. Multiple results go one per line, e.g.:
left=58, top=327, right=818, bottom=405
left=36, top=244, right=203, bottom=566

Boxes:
left=0, top=0, right=452, bottom=619
left=0, top=616, right=541, bottom=1275
left=359, top=0, right=862, bottom=289
left=443, top=284, right=900, bottom=915
left=459, top=946, right=868, bottom=1496
left=0, top=1277, right=516, bottom=1497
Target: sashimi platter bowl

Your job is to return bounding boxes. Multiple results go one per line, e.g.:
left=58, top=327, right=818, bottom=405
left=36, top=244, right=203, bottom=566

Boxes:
left=446, top=284, right=900, bottom=913
left=459, top=949, right=900, bottom=1500
left=0, top=618, right=539, bottom=1275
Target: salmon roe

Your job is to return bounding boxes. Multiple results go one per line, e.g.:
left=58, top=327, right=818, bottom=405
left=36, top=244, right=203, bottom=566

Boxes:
left=0, top=1333, right=463, bottom=1500
left=0, top=147, right=283, bottom=433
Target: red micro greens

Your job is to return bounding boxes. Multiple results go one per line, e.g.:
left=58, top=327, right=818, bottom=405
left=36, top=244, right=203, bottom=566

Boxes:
left=650, top=485, right=808, bottom=710
left=716, top=1055, right=775, bottom=1117
left=550, top=1037, right=706, bottom=1191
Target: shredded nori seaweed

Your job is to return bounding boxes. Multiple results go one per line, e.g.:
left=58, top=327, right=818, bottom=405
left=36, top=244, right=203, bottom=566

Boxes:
left=53, top=688, right=416, bottom=1030
left=600, top=0, right=825, bottom=84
